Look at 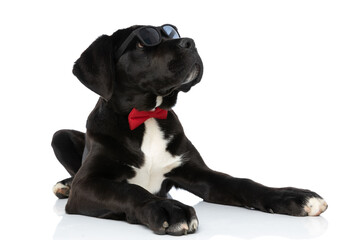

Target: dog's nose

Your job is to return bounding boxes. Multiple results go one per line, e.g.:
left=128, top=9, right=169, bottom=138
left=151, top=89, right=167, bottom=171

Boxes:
left=178, top=38, right=195, bottom=49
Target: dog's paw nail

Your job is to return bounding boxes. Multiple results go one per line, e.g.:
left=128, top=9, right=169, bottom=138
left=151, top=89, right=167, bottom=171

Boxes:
left=180, top=222, right=189, bottom=231
left=304, top=197, right=328, bottom=216
left=166, top=222, right=189, bottom=236
left=189, top=217, right=199, bottom=233
left=162, top=221, right=169, bottom=228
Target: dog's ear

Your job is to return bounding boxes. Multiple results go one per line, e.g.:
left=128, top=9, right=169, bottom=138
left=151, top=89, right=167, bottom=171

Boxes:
left=73, top=35, right=114, bottom=101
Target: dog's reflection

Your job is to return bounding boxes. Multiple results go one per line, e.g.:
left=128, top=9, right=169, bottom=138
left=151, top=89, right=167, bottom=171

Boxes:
left=53, top=198, right=328, bottom=240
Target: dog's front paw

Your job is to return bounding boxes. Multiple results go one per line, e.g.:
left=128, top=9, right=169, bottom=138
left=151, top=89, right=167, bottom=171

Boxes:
left=142, top=199, right=198, bottom=235
left=264, top=187, right=328, bottom=216
left=303, top=197, right=328, bottom=216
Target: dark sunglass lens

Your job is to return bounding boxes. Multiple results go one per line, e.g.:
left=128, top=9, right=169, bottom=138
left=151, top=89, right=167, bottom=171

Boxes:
left=139, top=28, right=160, bottom=45
left=162, top=25, right=180, bottom=39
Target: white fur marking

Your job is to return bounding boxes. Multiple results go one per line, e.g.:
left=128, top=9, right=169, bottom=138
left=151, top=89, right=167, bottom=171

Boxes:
left=155, top=96, right=163, bottom=108
left=304, top=197, right=328, bottom=216
left=167, top=221, right=189, bottom=234
left=183, top=67, right=199, bottom=84
left=189, top=218, right=199, bottom=232
left=176, top=222, right=189, bottom=231
left=52, top=182, right=69, bottom=195
left=128, top=118, right=182, bottom=193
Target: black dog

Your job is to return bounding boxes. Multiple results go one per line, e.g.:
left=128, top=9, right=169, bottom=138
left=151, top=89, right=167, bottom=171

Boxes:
left=52, top=24, right=327, bottom=236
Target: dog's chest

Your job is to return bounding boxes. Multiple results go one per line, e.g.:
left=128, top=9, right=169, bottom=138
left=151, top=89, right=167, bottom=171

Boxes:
left=127, top=118, right=182, bottom=194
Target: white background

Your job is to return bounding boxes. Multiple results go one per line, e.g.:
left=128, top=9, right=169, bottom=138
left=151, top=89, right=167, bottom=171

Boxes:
left=1, top=0, right=359, bottom=239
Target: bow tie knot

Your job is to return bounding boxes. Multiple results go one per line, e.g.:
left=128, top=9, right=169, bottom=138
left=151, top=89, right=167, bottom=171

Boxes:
left=128, top=108, right=168, bottom=130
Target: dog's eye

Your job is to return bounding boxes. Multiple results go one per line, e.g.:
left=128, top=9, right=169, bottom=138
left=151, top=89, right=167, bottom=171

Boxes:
left=136, top=42, right=144, bottom=49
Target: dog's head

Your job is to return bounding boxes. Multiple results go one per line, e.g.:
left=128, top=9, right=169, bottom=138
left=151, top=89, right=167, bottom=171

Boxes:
left=73, top=25, right=203, bottom=111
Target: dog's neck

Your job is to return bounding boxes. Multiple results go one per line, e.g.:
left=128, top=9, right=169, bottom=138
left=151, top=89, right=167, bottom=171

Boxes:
left=105, top=90, right=178, bottom=115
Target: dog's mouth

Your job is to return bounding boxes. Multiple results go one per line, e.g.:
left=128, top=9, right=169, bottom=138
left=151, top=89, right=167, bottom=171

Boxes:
left=183, top=64, right=201, bottom=85
left=155, top=64, right=202, bottom=96
left=157, top=87, right=176, bottom=97
left=177, top=63, right=202, bottom=93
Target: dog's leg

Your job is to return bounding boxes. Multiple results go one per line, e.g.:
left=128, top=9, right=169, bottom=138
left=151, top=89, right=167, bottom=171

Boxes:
left=51, top=130, right=85, bottom=198
left=67, top=170, right=198, bottom=235
left=167, top=157, right=328, bottom=216
left=51, top=129, right=84, bottom=176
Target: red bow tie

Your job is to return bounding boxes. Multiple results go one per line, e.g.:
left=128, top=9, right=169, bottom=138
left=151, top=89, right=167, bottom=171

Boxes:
left=128, top=107, right=168, bottom=130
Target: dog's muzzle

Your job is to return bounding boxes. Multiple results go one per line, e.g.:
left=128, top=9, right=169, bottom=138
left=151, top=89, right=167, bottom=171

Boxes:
left=177, top=63, right=202, bottom=93
left=183, top=64, right=201, bottom=85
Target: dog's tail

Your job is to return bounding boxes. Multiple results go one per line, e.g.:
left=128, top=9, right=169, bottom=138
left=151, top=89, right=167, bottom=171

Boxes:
left=51, top=129, right=85, bottom=198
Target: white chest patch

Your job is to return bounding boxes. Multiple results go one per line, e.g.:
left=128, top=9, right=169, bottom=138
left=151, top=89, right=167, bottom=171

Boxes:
left=127, top=118, right=182, bottom=194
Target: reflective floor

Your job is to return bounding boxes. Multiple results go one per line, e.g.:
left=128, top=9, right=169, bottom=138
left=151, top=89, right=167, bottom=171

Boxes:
left=2, top=182, right=358, bottom=240
left=52, top=189, right=331, bottom=240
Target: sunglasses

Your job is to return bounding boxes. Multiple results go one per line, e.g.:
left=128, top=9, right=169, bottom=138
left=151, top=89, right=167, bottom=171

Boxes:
left=115, top=24, right=180, bottom=60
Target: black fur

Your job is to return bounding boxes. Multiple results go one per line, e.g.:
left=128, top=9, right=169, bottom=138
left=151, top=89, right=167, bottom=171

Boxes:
left=52, top=25, right=326, bottom=236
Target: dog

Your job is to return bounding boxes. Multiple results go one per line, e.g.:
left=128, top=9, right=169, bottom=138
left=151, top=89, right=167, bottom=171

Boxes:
left=52, top=24, right=328, bottom=236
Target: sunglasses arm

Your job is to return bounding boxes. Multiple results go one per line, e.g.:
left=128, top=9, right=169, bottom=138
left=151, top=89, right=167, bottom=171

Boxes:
left=115, top=32, right=137, bottom=60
